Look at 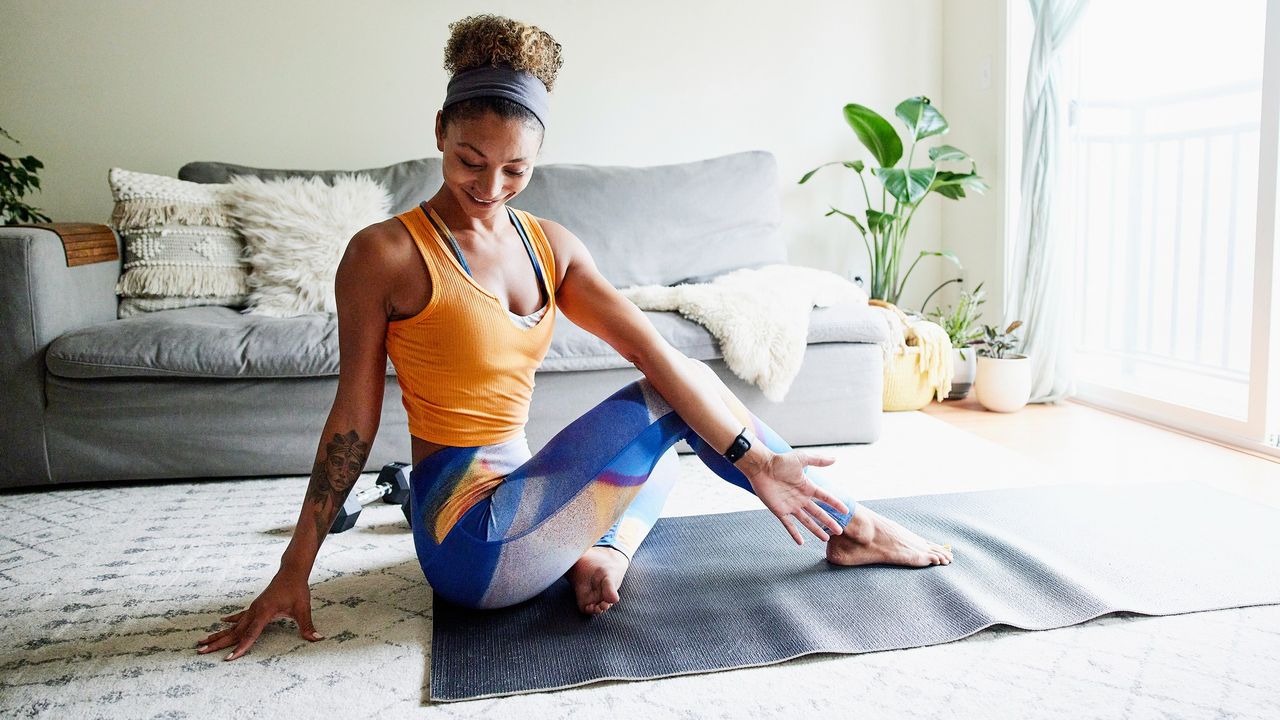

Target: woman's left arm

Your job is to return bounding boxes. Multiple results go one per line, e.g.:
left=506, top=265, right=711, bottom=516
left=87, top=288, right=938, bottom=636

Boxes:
left=542, top=219, right=847, bottom=544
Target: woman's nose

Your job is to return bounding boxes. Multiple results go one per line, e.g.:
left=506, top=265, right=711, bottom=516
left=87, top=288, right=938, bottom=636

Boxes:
left=478, top=173, right=504, bottom=198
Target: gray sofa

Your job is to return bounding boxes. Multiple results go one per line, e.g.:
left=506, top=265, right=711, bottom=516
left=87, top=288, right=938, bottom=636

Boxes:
left=0, top=150, right=887, bottom=490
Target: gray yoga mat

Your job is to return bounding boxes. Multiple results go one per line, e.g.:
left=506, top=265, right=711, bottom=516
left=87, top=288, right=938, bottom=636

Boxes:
left=430, top=481, right=1280, bottom=702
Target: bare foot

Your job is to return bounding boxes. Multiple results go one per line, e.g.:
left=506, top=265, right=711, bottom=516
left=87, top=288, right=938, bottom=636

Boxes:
left=825, top=506, right=953, bottom=567
left=566, top=545, right=630, bottom=615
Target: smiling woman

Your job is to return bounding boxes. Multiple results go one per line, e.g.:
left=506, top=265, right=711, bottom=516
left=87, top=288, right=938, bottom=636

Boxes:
left=198, top=12, right=953, bottom=664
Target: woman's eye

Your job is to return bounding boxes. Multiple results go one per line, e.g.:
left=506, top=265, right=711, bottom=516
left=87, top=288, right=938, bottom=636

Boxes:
left=507, top=170, right=525, bottom=177
left=462, top=161, right=482, bottom=169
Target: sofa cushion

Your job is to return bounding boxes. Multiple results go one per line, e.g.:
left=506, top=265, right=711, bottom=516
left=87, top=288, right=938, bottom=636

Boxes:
left=47, top=306, right=352, bottom=380
left=541, top=298, right=886, bottom=372
left=179, top=150, right=786, bottom=289
left=179, top=158, right=443, bottom=216
left=512, top=151, right=786, bottom=288
left=45, top=301, right=887, bottom=380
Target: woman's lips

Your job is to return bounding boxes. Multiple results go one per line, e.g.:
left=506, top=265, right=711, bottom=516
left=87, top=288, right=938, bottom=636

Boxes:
left=467, top=191, right=501, bottom=206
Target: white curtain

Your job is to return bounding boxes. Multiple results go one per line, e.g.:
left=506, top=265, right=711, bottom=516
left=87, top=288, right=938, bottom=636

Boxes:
left=1008, top=0, right=1089, bottom=403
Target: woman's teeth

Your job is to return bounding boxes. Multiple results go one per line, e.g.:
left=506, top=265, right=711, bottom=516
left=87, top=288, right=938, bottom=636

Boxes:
left=469, top=193, right=498, bottom=205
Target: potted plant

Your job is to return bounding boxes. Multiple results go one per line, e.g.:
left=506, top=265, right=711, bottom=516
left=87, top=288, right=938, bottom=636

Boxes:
left=974, top=320, right=1030, bottom=412
left=1, top=126, right=51, bottom=225
left=926, top=281, right=986, bottom=400
left=798, top=95, right=989, bottom=316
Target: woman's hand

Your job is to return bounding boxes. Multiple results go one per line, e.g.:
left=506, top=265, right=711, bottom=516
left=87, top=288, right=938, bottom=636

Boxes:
left=744, top=450, right=850, bottom=545
left=196, top=570, right=324, bottom=661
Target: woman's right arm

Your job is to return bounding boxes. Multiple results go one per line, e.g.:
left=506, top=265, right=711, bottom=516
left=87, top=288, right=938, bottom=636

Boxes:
left=197, top=225, right=396, bottom=661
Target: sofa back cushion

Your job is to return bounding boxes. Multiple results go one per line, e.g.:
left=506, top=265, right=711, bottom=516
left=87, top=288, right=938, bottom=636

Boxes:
left=179, top=158, right=442, bottom=216
left=514, top=150, right=785, bottom=288
left=179, top=150, right=785, bottom=288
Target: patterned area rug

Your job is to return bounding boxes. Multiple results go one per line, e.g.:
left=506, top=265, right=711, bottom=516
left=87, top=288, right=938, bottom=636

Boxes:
left=2, top=411, right=1277, bottom=718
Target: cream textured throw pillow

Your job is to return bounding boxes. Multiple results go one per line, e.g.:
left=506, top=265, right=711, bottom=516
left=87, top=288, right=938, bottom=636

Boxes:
left=108, top=167, right=250, bottom=317
left=224, top=173, right=392, bottom=318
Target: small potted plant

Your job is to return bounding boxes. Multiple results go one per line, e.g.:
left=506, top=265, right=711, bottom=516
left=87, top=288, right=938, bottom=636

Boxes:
left=926, top=281, right=986, bottom=400
left=1, top=126, right=51, bottom=225
left=974, top=320, right=1030, bottom=412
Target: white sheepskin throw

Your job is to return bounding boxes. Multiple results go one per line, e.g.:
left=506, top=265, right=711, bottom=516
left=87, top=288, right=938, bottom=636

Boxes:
left=620, top=264, right=868, bottom=401
left=225, top=174, right=392, bottom=318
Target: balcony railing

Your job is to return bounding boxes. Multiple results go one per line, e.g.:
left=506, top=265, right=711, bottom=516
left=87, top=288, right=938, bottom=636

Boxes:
left=1069, top=82, right=1262, bottom=415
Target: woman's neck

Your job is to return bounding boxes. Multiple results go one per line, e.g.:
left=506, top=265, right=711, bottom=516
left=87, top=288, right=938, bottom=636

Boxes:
left=426, top=187, right=508, bottom=238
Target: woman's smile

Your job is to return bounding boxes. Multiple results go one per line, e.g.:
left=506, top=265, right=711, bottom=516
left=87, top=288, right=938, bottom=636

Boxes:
left=466, top=190, right=502, bottom=206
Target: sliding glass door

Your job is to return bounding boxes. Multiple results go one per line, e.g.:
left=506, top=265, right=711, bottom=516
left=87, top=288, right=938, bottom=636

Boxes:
left=1050, top=0, right=1279, bottom=454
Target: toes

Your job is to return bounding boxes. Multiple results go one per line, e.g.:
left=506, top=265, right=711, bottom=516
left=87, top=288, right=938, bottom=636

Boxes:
left=594, top=566, right=622, bottom=603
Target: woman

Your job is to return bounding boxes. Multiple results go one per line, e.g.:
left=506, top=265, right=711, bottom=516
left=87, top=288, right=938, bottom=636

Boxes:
left=198, top=14, right=951, bottom=662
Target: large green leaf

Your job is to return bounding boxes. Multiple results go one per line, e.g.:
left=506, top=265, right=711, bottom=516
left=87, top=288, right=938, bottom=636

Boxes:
left=875, top=166, right=937, bottom=205
left=895, top=96, right=948, bottom=141
left=933, top=184, right=966, bottom=200
left=960, top=174, right=990, bottom=194
left=928, top=144, right=969, bottom=163
left=843, top=104, right=903, bottom=169
left=930, top=170, right=989, bottom=200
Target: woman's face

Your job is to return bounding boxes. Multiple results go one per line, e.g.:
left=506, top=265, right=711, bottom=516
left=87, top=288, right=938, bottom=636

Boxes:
left=435, top=109, right=541, bottom=217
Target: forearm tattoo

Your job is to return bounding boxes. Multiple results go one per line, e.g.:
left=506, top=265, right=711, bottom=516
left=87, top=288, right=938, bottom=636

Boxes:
left=304, top=429, right=372, bottom=539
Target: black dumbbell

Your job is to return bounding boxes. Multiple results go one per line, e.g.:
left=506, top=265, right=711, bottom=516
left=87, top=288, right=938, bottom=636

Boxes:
left=329, top=461, right=411, bottom=534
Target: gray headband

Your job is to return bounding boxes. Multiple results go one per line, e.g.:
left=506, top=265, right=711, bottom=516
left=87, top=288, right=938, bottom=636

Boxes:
left=442, top=64, right=549, bottom=128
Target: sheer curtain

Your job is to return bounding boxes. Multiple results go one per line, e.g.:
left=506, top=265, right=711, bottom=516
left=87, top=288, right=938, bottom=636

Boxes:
left=1008, top=0, right=1090, bottom=402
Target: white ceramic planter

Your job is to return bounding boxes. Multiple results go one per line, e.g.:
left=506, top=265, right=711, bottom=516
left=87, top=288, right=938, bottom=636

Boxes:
left=946, top=347, right=977, bottom=400
left=974, top=354, right=1031, bottom=412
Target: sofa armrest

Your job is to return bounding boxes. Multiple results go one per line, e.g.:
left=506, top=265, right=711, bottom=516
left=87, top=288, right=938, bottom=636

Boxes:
left=0, top=224, right=122, bottom=485
left=13, top=222, right=120, bottom=267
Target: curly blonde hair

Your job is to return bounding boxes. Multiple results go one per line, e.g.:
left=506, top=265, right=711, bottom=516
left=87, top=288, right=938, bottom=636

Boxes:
left=443, top=14, right=563, bottom=92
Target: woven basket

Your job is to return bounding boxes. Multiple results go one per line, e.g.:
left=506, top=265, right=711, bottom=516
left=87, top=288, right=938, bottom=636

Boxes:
left=883, top=346, right=935, bottom=411
left=870, top=299, right=935, bottom=412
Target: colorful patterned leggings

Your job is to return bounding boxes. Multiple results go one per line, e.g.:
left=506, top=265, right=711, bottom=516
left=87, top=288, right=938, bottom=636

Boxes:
left=409, top=360, right=860, bottom=609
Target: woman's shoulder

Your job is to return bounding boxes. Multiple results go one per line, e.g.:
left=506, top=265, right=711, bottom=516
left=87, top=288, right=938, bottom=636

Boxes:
left=339, top=217, right=430, bottom=303
left=347, top=216, right=418, bottom=269
left=511, top=209, right=580, bottom=260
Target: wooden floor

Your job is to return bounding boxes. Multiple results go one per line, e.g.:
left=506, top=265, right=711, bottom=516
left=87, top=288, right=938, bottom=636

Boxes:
left=921, top=394, right=1280, bottom=508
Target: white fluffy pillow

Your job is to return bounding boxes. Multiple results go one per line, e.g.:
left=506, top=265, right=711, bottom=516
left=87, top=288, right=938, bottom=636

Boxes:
left=225, top=173, right=392, bottom=318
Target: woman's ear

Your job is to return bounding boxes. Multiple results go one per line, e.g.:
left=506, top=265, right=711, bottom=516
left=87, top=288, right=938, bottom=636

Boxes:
left=435, top=110, right=445, bottom=152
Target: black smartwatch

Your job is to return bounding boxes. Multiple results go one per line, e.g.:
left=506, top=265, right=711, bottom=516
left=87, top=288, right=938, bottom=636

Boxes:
left=723, top=428, right=752, bottom=463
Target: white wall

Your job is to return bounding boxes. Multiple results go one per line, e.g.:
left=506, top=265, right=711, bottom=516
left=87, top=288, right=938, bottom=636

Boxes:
left=0, top=0, right=1014, bottom=307
left=940, top=0, right=1016, bottom=320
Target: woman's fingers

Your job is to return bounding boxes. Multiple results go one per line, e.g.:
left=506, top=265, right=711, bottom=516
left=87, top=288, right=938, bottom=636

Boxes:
left=224, top=617, right=271, bottom=661
left=197, top=631, right=239, bottom=655
left=294, top=603, right=323, bottom=642
left=220, top=610, right=246, bottom=623
left=793, top=509, right=830, bottom=542
left=813, top=487, right=850, bottom=517
left=807, top=500, right=844, bottom=534
left=802, top=453, right=836, bottom=468
left=196, top=626, right=236, bottom=648
left=777, top=514, right=804, bottom=545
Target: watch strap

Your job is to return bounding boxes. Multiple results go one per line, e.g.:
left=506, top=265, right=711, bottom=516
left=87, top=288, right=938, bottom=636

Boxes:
left=723, top=428, right=752, bottom=463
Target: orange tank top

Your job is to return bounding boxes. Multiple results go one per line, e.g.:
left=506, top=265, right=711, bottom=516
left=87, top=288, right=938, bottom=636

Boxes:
left=385, top=203, right=557, bottom=446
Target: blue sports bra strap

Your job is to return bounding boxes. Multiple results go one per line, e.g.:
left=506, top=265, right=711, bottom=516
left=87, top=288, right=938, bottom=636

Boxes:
left=507, top=207, right=550, bottom=301
left=419, top=201, right=547, bottom=302
left=421, top=201, right=475, bottom=277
